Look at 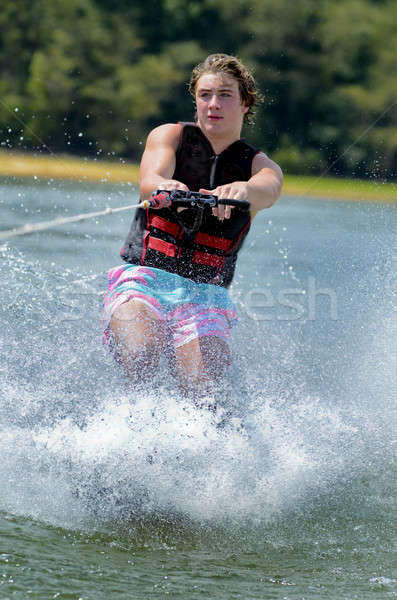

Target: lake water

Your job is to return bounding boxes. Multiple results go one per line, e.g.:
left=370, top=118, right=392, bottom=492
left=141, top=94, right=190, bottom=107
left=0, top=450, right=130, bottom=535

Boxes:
left=0, top=177, right=396, bottom=599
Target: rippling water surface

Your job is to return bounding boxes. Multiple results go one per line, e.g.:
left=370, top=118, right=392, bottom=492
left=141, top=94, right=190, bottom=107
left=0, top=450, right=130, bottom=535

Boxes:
left=0, top=177, right=396, bottom=599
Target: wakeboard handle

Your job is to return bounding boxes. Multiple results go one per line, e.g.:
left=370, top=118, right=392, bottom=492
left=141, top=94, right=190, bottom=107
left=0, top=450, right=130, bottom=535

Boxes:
left=148, top=189, right=250, bottom=211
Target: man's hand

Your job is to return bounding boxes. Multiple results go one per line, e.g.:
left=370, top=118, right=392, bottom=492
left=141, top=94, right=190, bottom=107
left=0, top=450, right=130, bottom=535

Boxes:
left=157, top=180, right=189, bottom=192
left=155, top=180, right=190, bottom=212
left=199, top=182, right=249, bottom=220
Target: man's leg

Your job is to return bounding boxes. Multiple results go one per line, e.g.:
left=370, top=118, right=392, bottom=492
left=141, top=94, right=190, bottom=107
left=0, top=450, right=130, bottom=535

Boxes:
left=174, top=335, right=231, bottom=403
left=109, top=299, right=167, bottom=384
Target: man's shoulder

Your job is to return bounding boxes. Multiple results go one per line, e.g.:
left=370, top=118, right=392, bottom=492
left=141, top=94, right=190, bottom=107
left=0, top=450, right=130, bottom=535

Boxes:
left=147, top=123, right=182, bottom=144
left=252, top=151, right=283, bottom=176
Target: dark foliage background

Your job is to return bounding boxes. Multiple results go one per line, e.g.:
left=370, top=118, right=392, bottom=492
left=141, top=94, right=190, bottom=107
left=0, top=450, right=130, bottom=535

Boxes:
left=1, top=0, right=396, bottom=177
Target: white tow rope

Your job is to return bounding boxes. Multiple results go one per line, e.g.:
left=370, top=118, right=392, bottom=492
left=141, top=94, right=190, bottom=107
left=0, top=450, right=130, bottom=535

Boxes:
left=0, top=200, right=150, bottom=241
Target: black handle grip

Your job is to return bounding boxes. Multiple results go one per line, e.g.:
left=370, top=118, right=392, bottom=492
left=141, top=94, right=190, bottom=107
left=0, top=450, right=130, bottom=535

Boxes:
left=217, top=198, right=250, bottom=211
left=152, top=190, right=250, bottom=211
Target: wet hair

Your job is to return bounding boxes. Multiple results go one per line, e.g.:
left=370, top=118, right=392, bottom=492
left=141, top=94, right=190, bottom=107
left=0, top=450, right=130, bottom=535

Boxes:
left=189, top=53, right=263, bottom=125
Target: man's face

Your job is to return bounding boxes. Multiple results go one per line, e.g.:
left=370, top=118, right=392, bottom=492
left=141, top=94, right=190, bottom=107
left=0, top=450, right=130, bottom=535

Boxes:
left=195, top=72, right=248, bottom=138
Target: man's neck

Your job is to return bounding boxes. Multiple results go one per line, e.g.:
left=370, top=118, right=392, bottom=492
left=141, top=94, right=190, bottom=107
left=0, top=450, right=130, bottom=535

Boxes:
left=210, top=136, right=240, bottom=155
left=196, top=123, right=242, bottom=155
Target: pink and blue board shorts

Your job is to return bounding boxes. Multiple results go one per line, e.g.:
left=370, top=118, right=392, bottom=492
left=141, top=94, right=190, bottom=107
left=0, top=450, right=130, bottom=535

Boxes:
left=101, top=264, right=238, bottom=350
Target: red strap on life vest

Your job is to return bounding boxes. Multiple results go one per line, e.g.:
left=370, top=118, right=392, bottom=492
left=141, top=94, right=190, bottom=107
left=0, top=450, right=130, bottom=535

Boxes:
left=193, top=251, right=224, bottom=268
left=194, top=231, right=233, bottom=251
left=227, top=219, right=251, bottom=252
left=147, top=236, right=177, bottom=257
left=148, top=214, right=180, bottom=237
left=142, top=210, right=236, bottom=274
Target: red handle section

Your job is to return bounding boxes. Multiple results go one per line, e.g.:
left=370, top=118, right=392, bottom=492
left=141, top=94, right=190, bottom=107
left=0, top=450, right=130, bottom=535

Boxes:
left=150, top=191, right=172, bottom=209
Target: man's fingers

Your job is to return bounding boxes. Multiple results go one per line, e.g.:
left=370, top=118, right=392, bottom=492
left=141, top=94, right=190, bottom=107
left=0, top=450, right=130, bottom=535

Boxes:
left=158, top=180, right=188, bottom=191
left=201, top=186, right=237, bottom=220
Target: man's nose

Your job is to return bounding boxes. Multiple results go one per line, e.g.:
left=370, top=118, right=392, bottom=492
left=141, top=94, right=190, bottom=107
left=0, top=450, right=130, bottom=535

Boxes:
left=208, top=94, right=220, bottom=109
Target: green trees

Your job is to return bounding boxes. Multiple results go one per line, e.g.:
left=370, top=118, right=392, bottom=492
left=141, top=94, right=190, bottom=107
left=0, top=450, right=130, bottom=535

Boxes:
left=0, top=0, right=395, bottom=177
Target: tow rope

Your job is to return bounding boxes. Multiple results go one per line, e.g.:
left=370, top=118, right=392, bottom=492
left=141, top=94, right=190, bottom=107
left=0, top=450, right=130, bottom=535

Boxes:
left=0, top=190, right=249, bottom=241
left=0, top=200, right=151, bottom=241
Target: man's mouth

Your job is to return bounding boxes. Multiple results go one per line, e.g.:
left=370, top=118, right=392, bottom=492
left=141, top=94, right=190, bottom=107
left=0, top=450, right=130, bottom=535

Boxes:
left=208, top=115, right=222, bottom=121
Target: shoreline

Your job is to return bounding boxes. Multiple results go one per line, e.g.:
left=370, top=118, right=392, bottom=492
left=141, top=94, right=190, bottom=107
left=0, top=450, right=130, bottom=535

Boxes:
left=0, top=150, right=395, bottom=203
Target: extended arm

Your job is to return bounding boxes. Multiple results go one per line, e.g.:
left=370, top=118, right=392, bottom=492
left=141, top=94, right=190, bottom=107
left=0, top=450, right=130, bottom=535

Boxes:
left=200, top=152, right=283, bottom=219
left=139, top=124, right=189, bottom=200
left=246, top=152, right=283, bottom=212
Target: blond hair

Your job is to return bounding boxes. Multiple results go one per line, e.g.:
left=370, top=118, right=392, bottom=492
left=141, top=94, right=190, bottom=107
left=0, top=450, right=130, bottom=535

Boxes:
left=189, top=53, right=263, bottom=125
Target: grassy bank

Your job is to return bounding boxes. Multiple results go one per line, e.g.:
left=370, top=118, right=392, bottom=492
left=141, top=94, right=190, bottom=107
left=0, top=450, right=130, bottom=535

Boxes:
left=284, top=174, right=396, bottom=203
left=0, top=150, right=140, bottom=185
left=0, top=150, right=395, bottom=202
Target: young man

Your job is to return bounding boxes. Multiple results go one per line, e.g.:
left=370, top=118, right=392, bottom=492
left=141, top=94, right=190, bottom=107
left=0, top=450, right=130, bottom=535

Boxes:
left=102, top=54, right=283, bottom=396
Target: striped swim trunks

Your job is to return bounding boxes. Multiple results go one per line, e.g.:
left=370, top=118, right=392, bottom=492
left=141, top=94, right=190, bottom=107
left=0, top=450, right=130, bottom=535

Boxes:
left=101, top=264, right=238, bottom=349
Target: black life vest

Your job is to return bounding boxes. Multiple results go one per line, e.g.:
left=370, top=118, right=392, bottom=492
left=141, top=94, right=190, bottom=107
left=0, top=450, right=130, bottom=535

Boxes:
left=120, top=123, right=259, bottom=287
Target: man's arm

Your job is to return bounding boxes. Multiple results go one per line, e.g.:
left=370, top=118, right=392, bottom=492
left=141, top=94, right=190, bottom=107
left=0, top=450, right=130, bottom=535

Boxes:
left=246, top=152, right=283, bottom=214
left=200, top=152, right=283, bottom=220
left=139, top=123, right=189, bottom=200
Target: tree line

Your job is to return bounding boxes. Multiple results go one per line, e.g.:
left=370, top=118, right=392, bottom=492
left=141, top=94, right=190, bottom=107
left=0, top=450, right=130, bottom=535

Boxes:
left=0, top=0, right=396, bottom=178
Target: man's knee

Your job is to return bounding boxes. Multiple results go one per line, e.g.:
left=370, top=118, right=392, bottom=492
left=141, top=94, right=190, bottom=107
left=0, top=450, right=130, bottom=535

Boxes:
left=109, top=300, right=167, bottom=380
left=111, top=301, right=163, bottom=343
